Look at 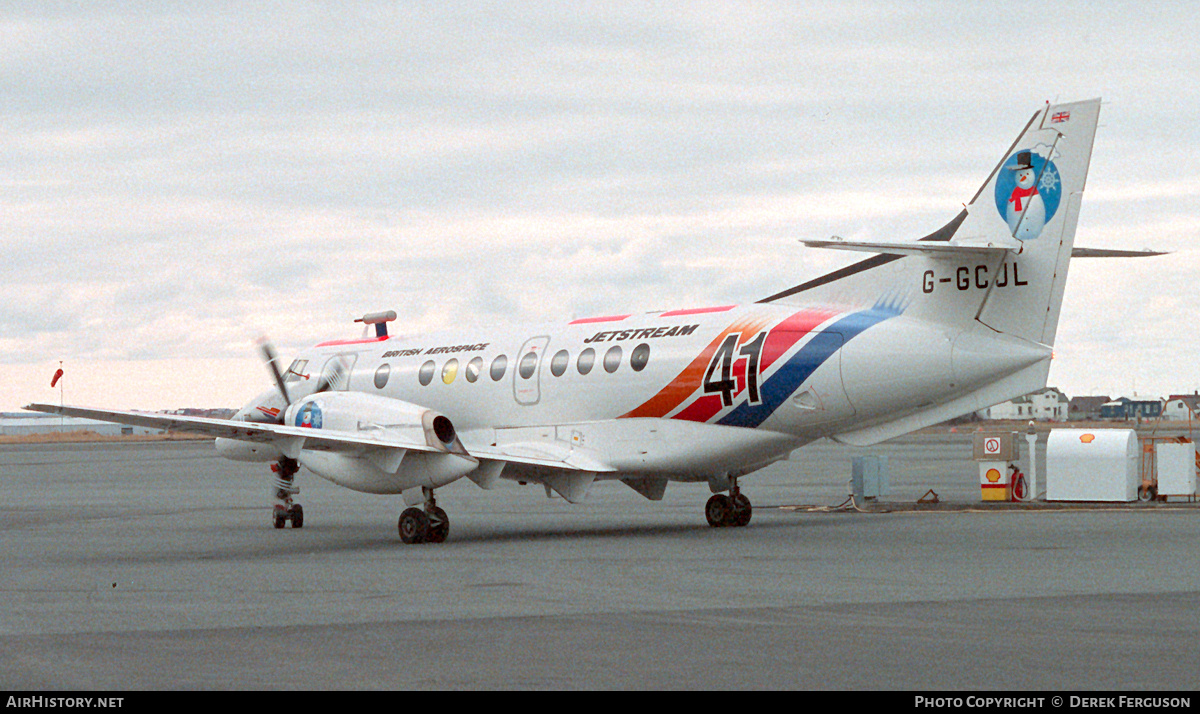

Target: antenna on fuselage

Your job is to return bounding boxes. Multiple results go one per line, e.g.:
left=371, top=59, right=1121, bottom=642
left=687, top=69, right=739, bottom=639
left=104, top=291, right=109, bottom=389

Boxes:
left=355, top=310, right=397, bottom=338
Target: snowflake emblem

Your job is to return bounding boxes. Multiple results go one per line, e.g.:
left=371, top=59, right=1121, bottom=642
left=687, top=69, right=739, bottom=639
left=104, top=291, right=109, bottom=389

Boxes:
left=1039, top=165, right=1060, bottom=192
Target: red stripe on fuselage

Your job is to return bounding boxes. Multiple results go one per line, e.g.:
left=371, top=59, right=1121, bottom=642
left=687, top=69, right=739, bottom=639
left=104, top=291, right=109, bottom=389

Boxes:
left=569, top=314, right=632, bottom=324
left=758, top=308, right=839, bottom=372
left=315, top=336, right=391, bottom=347
left=659, top=305, right=737, bottom=317
left=673, top=395, right=725, bottom=422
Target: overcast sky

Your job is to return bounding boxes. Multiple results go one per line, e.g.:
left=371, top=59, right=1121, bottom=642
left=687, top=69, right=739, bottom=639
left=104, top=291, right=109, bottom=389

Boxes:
left=3, top=1, right=1198, bottom=411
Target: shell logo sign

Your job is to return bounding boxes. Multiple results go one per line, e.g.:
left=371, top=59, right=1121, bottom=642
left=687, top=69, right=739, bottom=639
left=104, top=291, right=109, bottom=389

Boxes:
left=985, top=468, right=1003, bottom=483
left=1080, top=434, right=1095, bottom=444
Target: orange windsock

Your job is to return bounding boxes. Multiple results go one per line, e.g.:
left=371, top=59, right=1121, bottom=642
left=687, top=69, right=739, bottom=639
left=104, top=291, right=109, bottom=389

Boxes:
left=50, top=368, right=64, bottom=388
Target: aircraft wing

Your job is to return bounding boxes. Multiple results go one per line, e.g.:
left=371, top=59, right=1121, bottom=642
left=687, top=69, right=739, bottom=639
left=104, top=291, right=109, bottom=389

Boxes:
left=24, top=402, right=465, bottom=455
left=22, top=403, right=612, bottom=474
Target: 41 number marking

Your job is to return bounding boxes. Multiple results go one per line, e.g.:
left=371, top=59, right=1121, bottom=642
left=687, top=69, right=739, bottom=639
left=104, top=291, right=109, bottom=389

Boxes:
left=702, top=332, right=767, bottom=407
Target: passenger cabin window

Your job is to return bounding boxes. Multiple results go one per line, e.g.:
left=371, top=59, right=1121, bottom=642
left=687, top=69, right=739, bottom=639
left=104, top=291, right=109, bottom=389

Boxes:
left=374, top=363, right=391, bottom=389
left=550, top=350, right=569, bottom=377
left=490, top=354, right=508, bottom=381
left=518, top=351, right=538, bottom=379
left=418, top=360, right=436, bottom=386
left=442, top=358, right=459, bottom=385
left=603, top=345, right=622, bottom=374
left=630, top=343, right=650, bottom=372
left=465, top=356, right=483, bottom=383
left=577, top=348, right=595, bottom=375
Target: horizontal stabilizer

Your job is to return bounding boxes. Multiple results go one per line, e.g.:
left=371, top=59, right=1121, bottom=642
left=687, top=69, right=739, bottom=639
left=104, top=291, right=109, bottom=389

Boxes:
left=801, top=236, right=1018, bottom=258
left=1070, top=247, right=1168, bottom=258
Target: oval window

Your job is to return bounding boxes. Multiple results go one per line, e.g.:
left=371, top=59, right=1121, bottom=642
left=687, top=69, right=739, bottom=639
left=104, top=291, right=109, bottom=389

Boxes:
left=519, top=351, right=538, bottom=379
left=374, top=363, right=391, bottom=389
left=603, top=345, right=622, bottom=374
left=418, top=360, right=436, bottom=386
left=550, top=349, right=569, bottom=377
left=490, top=354, right=508, bottom=381
left=630, top=343, right=650, bottom=372
left=465, top=356, right=483, bottom=383
left=577, top=348, right=595, bottom=375
left=442, top=358, right=459, bottom=385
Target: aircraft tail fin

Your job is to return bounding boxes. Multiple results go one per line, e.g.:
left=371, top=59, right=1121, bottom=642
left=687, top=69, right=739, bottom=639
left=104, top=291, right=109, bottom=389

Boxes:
left=763, top=98, right=1102, bottom=349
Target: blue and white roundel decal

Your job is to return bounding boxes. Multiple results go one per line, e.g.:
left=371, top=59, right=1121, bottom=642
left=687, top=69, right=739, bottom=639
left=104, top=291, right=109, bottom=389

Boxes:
left=296, top=401, right=323, bottom=429
left=994, top=150, right=1061, bottom=241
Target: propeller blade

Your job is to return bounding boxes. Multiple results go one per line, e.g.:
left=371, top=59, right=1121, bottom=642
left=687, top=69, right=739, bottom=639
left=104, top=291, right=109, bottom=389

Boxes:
left=256, top=336, right=291, bottom=407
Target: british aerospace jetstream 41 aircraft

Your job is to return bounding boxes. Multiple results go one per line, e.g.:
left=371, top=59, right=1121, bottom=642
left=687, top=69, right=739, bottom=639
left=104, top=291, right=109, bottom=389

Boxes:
left=31, top=99, right=1105, bottom=543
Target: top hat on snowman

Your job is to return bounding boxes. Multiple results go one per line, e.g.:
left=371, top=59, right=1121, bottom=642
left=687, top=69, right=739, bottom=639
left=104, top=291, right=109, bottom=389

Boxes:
left=1008, top=150, right=1035, bottom=172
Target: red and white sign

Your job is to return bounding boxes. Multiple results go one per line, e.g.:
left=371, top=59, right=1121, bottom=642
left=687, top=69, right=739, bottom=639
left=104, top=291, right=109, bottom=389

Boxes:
left=983, top=436, right=1002, bottom=456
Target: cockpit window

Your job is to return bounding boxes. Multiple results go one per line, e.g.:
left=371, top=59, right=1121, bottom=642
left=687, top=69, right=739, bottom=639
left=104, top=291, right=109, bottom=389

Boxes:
left=284, top=359, right=309, bottom=383
left=314, top=354, right=356, bottom=392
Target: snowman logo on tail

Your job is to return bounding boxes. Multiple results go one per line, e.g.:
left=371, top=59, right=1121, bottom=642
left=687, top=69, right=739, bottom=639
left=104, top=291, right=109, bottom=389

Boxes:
left=993, top=149, right=1062, bottom=241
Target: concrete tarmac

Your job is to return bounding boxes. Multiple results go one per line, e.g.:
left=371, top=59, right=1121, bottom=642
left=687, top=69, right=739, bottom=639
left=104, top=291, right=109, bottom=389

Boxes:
left=1, top=432, right=1198, bottom=689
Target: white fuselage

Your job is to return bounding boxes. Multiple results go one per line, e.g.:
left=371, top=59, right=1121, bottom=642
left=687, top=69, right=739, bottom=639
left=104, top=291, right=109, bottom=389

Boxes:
left=231, top=299, right=1048, bottom=490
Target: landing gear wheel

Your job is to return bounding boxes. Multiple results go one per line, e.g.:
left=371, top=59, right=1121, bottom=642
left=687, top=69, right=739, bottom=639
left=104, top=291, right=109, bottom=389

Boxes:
left=706, top=494, right=733, bottom=528
left=426, top=507, right=450, bottom=544
left=731, top=493, right=752, bottom=527
left=270, top=457, right=301, bottom=530
left=398, top=507, right=430, bottom=544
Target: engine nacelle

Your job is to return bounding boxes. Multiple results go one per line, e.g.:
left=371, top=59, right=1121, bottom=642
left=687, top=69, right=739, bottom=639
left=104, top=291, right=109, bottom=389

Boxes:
left=283, top=392, right=478, bottom=494
left=215, top=438, right=283, bottom=463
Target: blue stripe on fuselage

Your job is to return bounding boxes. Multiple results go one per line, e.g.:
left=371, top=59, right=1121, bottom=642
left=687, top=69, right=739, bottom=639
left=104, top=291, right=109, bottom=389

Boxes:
left=716, top=304, right=900, bottom=429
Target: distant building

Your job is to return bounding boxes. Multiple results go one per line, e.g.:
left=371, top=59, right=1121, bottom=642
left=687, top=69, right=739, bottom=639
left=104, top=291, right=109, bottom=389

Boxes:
left=0, top=412, right=160, bottom=437
left=0, top=409, right=236, bottom=437
left=1067, top=395, right=1111, bottom=421
left=982, top=387, right=1069, bottom=421
left=1100, top=397, right=1164, bottom=420
left=1163, top=393, right=1200, bottom=421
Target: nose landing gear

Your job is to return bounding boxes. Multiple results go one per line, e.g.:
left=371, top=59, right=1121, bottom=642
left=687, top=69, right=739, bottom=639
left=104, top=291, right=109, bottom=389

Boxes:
left=705, top=480, right=752, bottom=528
left=271, top=457, right=303, bottom=529
left=398, top=488, right=450, bottom=544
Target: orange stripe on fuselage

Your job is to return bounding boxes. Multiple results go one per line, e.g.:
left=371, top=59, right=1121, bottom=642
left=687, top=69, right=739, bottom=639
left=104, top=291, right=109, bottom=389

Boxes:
left=621, top=314, right=773, bottom=419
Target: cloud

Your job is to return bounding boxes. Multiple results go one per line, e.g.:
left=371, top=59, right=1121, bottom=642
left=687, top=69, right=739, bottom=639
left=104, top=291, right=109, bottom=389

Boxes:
left=2, top=2, right=1199, bottom=410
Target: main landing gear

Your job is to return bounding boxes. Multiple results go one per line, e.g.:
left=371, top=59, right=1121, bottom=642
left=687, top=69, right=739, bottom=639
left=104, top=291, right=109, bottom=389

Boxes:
left=271, top=457, right=304, bottom=529
left=398, top=487, right=450, bottom=544
left=705, top=481, right=752, bottom=528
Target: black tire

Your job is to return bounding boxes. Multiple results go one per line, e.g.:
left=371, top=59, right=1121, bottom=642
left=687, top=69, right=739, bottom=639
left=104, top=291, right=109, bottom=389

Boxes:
left=426, top=507, right=449, bottom=544
left=398, top=508, right=430, bottom=544
left=272, top=507, right=287, bottom=529
left=705, top=494, right=732, bottom=528
left=1139, top=485, right=1158, bottom=502
left=289, top=504, right=304, bottom=529
left=731, top=493, right=752, bottom=527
